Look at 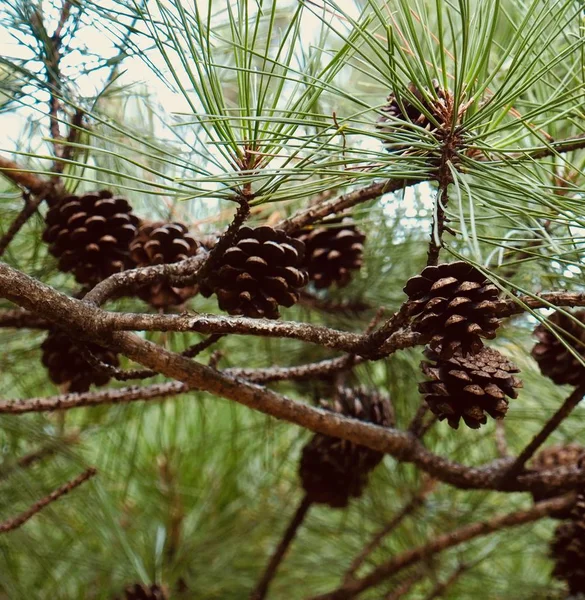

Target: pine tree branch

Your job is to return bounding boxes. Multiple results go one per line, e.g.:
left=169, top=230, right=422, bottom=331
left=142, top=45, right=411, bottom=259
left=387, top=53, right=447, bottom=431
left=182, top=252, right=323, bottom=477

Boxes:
left=308, top=495, right=574, bottom=600
left=501, top=383, right=585, bottom=483
left=250, top=495, right=313, bottom=600
left=422, top=563, right=469, bottom=600
left=3, top=262, right=585, bottom=495
left=279, top=179, right=414, bottom=233
left=0, top=382, right=188, bottom=414
left=0, top=191, right=48, bottom=259
left=0, top=467, right=96, bottom=535
left=0, top=432, right=79, bottom=481
left=344, top=479, right=435, bottom=583
left=383, top=570, right=424, bottom=600
left=0, top=309, right=52, bottom=329
left=0, top=156, right=49, bottom=194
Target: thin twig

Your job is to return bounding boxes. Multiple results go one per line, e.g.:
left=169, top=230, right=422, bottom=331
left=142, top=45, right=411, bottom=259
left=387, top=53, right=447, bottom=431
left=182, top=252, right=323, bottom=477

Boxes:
left=250, top=495, right=312, bottom=600
left=501, top=383, right=585, bottom=483
left=0, top=192, right=46, bottom=258
left=383, top=569, right=423, bottom=600
left=495, top=420, right=509, bottom=458
left=0, top=467, right=96, bottom=534
left=422, top=563, right=468, bottom=600
left=344, top=478, right=436, bottom=583
left=0, top=432, right=79, bottom=481
left=182, top=333, right=225, bottom=359
left=408, top=402, right=429, bottom=438
left=309, top=495, right=574, bottom=600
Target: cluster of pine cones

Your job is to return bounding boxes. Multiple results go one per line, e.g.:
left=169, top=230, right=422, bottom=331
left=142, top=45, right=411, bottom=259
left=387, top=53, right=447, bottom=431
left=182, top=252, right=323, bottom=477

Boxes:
left=39, top=191, right=366, bottom=393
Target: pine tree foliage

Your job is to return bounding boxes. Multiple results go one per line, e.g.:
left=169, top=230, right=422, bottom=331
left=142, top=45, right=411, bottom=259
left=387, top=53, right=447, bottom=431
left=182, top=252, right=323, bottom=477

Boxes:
left=1, top=1, right=585, bottom=598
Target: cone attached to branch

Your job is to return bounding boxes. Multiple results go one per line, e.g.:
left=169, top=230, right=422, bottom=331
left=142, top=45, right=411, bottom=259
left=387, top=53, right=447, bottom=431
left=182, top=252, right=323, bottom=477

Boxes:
left=532, top=310, right=585, bottom=386
left=199, top=226, right=308, bottom=319
left=41, top=330, right=119, bottom=393
left=530, top=444, right=585, bottom=519
left=292, top=216, right=365, bottom=289
left=419, top=346, right=522, bottom=429
left=376, top=80, right=447, bottom=152
left=42, top=190, right=140, bottom=286
left=129, top=221, right=200, bottom=308
left=299, top=387, right=392, bottom=508
left=551, top=493, right=585, bottom=595
left=117, top=583, right=168, bottom=600
left=404, top=261, right=501, bottom=359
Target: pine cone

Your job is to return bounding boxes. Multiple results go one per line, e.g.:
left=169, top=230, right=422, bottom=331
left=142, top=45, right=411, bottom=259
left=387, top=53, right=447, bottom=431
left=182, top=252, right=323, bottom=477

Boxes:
left=292, top=217, right=365, bottom=289
left=129, top=221, right=200, bottom=308
left=118, top=583, right=168, bottom=600
left=551, top=494, right=585, bottom=595
left=376, top=80, right=446, bottom=152
left=404, top=261, right=501, bottom=359
left=42, top=190, right=140, bottom=286
left=530, top=444, right=585, bottom=518
left=199, top=226, right=308, bottom=319
left=419, top=346, right=522, bottom=429
left=41, top=330, right=118, bottom=393
left=299, top=387, right=392, bottom=508
left=532, top=310, right=585, bottom=386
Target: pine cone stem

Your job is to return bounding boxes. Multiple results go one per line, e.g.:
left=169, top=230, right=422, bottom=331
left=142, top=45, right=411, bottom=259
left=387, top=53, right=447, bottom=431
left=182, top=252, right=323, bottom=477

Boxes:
left=250, top=495, right=312, bottom=600
left=502, top=382, right=585, bottom=483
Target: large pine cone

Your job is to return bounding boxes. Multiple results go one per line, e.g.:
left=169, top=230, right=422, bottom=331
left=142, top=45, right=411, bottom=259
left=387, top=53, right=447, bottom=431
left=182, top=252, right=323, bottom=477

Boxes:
left=199, top=226, right=308, bottom=319
left=551, top=494, right=585, bottom=595
left=530, top=444, right=585, bottom=519
left=404, top=262, right=501, bottom=359
left=43, top=190, right=140, bottom=286
left=117, top=583, right=167, bottom=600
left=532, top=310, right=585, bottom=386
left=129, top=221, right=200, bottom=308
left=292, top=217, right=365, bottom=289
left=41, top=330, right=118, bottom=393
left=419, top=346, right=522, bottom=429
left=376, top=80, right=446, bottom=152
left=299, top=387, right=392, bottom=508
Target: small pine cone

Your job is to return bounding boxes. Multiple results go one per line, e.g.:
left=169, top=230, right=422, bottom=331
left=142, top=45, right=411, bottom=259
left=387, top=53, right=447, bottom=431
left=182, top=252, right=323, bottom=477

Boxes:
left=376, top=80, right=446, bottom=152
left=419, top=346, right=522, bottom=430
left=199, top=226, right=308, bottom=319
left=292, top=216, right=365, bottom=289
left=532, top=310, right=585, bottom=386
left=129, top=221, right=200, bottom=308
left=530, top=444, right=585, bottom=518
left=404, top=261, right=502, bottom=359
left=42, top=190, right=140, bottom=286
left=119, top=583, right=168, bottom=600
left=551, top=494, right=585, bottom=595
left=41, top=330, right=118, bottom=393
left=299, top=387, right=392, bottom=508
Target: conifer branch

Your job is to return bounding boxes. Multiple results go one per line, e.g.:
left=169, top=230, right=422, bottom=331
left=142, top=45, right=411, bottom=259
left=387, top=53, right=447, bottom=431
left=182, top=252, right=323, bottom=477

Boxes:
left=0, top=467, right=96, bottom=535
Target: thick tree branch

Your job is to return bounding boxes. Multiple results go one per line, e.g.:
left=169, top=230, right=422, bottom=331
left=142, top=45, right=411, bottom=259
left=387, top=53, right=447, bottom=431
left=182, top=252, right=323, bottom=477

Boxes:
left=310, top=495, right=573, bottom=600
left=2, top=262, right=585, bottom=495
left=0, top=467, right=96, bottom=535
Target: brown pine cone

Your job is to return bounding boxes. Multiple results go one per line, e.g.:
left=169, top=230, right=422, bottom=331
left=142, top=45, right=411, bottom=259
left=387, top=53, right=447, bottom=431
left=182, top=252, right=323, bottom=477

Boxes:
left=299, top=387, right=392, bottom=508
left=404, top=261, right=501, bottom=359
left=551, top=493, right=585, bottom=595
left=41, top=330, right=118, bottom=393
left=42, top=190, right=140, bottom=286
left=532, top=310, right=585, bottom=386
left=530, top=444, right=585, bottom=518
left=199, top=226, right=308, bottom=319
left=292, top=217, right=365, bottom=289
left=117, top=583, right=168, bottom=600
left=376, top=80, right=446, bottom=152
left=419, top=346, right=522, bottom=429
left=129, top=221, right=200, bottom=308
